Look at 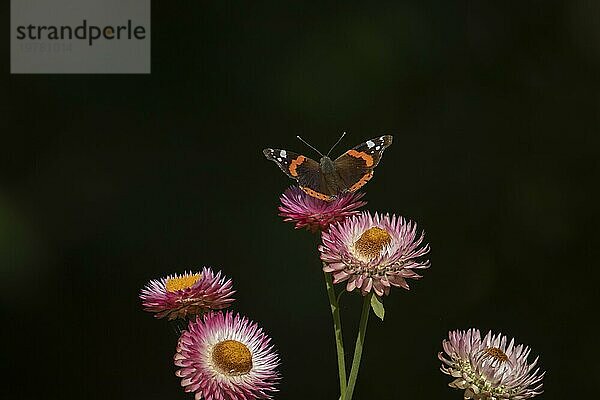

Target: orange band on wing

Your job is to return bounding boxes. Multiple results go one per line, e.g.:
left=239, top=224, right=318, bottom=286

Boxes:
left=300, top=186, right=333, bottom=201
left=347, top=150, right=374, bottom=167
left=349, top=171, right=373, bottom=192
left=289, top=155, right=306, bottom=177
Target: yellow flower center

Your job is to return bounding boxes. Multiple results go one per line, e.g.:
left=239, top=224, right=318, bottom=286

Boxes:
left=354, top=226, right=392, bottom=261
left=484, top=347, right=509, bottom=363
left=212, top=339, right=253, bottom=375
left=166, top=273, right=201, bottom=292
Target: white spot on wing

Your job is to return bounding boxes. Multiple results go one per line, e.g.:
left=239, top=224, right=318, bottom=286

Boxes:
left=375, top=146, right=381, bottom=150
left=366, top=140, right=375, bottom=148
left=280, top=150, right=287, bottom=158
left=277, top=158, right=282, bottom=162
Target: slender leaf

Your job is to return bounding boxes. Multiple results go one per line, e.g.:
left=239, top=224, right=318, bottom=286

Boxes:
left=370, top=294, right=385, bottom=321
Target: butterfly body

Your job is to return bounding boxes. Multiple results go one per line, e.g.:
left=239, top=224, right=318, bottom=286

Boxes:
left=263, top=135, right=393, bottom=201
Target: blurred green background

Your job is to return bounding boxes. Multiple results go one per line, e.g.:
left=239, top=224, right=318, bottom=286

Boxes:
left=2, top=1, right=599, bottom=399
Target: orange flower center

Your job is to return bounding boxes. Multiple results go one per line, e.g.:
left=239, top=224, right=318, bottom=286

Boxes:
left=166, top=273, right=201, bottom=292
left=354, top=226, right=392, bottom=261
left=212, top=339, right=253, bottom=375
left=484, top=347, right=509, bottom=363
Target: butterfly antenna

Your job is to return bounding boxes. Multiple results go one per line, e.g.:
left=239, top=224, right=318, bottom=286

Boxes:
left=296, top=135, right=324, bottom=157
left=326, top=131, right=347, bottom=157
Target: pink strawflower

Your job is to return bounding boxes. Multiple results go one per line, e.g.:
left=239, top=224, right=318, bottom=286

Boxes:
left=140, top=267, right=235, bottom=320
left=439, top=329, right=545, bottom=400
left=319, top=211, right=430, bottom=296
left=175, top=311, right=280, bottom=400
left=278, top=186, right=367, bottom=232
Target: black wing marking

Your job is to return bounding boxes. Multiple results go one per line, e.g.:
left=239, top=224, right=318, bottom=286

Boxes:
left=336, top=135, right=393, bottom=167
left=262, top=148, right=320, bottom=184
left=263, top=149, right=312, bottom=178
left=333, top=135, right=393, bottom=191
left=263, top=148, right=333, bottom=200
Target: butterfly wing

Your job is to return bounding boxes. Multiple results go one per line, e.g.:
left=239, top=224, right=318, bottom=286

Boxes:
left=263, top=148, right=333, bottom=200
left=333, top=135, right=393, bottom=192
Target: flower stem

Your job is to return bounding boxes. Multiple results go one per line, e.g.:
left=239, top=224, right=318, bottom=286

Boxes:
left=345, top=292, right=372, bottom=400
left=324, top=271, right=347, bottom=399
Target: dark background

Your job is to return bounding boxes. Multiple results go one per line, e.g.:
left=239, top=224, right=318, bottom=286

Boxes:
left=2, top=1, right=598, bottom=399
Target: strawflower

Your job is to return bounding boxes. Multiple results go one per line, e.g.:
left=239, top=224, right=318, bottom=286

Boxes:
left=175, top=311, right=280, bottom=400
left=320, top=211, right=430, bottom=296
left=140, top=267, right=235, bottom=320
left=278, top=186, right=366, bottom=232
left=439, top=329, right=545, bottom=400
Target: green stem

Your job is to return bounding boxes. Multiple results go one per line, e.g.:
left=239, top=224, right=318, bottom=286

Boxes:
left=324, top=271, right=347, bottom=399
left=345, top=292, right=372, bottom=400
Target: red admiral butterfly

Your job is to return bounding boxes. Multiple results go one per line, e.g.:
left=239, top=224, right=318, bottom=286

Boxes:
left=263, top=133, right=393, bottom=201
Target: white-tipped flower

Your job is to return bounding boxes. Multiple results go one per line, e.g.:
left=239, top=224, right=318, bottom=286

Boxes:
left=439, top=329, right=544, bottom=399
